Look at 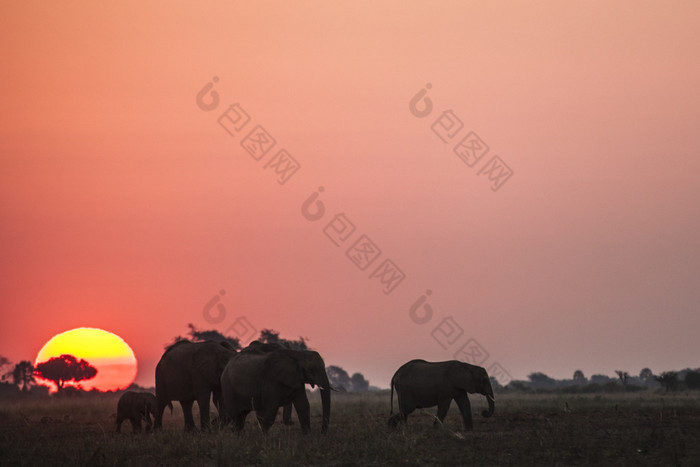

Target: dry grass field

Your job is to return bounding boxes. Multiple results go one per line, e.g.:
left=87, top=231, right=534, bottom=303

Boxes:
left=2, top=390, right=700, bottom=466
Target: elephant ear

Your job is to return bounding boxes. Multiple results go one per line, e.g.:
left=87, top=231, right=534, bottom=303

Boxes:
left=265, top=351, right=302, bottom=388
left=193, top=346, right=219, bottom=384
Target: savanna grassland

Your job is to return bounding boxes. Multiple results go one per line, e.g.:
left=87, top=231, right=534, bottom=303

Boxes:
left=2, top=391, right=700, bottom=466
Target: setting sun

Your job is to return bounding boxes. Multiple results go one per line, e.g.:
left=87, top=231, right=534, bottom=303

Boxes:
left=34, top=328, right=137, bottom=392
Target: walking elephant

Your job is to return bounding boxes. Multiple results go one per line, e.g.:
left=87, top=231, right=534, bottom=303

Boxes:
left=238, top=341, right=296, bottom=425
left=116, top=391, right=164, bottom=433
left=154, top=340, right=236, bottom=431
left=388, top=359, right=495, bottom=431
left=220, top=347, right=332, bottom=433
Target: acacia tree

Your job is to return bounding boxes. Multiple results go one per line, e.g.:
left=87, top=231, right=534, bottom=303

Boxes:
left=528, top=372, right=557, bottom=389
left=639, top=368, right=654, bottom=384
left=615, top=370, right=629, bottom=387
left=573, top=370, right=587, bottom=385
left=34, top=355, right=97, bottom=392
left=12, top=361, right=35, bottom=392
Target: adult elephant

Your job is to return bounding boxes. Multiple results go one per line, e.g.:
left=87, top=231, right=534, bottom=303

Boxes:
left=388, top=359, right=495, bottom=431
left=154, top=340, right=236, bottom=431
left=220, top=347, right=332, bottom=433
left=239, top=341, right=296, bottom=425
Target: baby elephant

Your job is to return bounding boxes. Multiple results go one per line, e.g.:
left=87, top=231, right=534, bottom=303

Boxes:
left=116, top=391, right=159, bottom=433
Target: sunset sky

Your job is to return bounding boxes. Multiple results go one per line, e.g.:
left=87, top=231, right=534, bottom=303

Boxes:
left=2, top=1, right=699, bottom=389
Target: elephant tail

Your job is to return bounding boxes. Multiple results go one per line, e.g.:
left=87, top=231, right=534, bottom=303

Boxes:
left=389, top=376, right=395, bottom=415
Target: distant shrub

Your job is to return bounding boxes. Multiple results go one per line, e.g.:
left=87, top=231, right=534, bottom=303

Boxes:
left=684, top=370, right=700, bottom=390
left=655, top=371, right=680, bottom=392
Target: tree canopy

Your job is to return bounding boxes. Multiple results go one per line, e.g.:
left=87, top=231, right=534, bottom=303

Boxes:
left=34, top=354, right=97, bottom=392
left=655, top=371, right=679, bottom=392
left=12, top=361, right=35, bottom=392
left=326, top=365, right=351, bottom=391
left=168, top=323, right=241, bottom=350
left=258, top=328, right=308, bottom=350
left=350, top=372, right=369, bottom=392
left=0, top=356, right=11, bottom=383
left=325, top=365, right=370, bottom=392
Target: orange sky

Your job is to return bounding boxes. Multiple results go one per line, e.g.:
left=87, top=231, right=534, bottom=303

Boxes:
left=2, top=1, right=699, bottom=388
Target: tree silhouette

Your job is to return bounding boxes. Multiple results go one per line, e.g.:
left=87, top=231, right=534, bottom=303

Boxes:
left=167, top=323, right=241, bottom=350
left=258, top=329, right=308, bottom=350
left=0, top=356, right=11, bottom=383
left=259, top=329, right=280, bottom=344
left=350, top=372, right=369, bottom=392
left=615, top=370, right=629, bottom=386
left=655, top=371, right=679, bottom=392
left=12, top=361, right=35, bottom=392
left=528, top=372, right=557, bottom=388
left=684, top=370, right=700, bottom=390
left=326, top=365, right=351, bottom=391
left=573, top=370, right=586, bottom=385
left=590, top=374, right=614, bottom=384
left=639, top=368, right=654, bottom=383
left=34, top=355, right=97, bottom=392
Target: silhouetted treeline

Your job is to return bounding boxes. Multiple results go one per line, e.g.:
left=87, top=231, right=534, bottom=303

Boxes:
left=498, top=367, right=700, bottom=394
left=166, top=325, right=371, bottom=390
left=165, top=324, right=309, bottom=351
left=1, top=354, right=99, bottom=396
left=167, top=323, right=243, bottom=350
left=325, top=365, right=371, bottom=392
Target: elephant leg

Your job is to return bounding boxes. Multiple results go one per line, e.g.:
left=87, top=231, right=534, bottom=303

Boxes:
left=282, top=403, right=293, bottom=425
left=144, top=414, right=153, bottom=432
left=116, top=416, right=123, bottom=433
left=434, top=397, right=452, bottom=427
left=234, top=410, right=250, bottom=432
left=260, top=411, right=277, bottom=433
left=252, top=395, right=266, bottom=428
left=454, top=392, right=473, bottom=431
left=230, top=395, right=253, bottom=432
left=197, top=393, right=211, bottom=430
left=180, top=400, right=196, bottom=431
left=130, top=416, right=142, bottom=433
left=398, top=398, right=415, bottom=425
left=387, top=413, right=403, bottom=428
left=154, top=400, right=167, bottom=430
left=292, top=391, right=311, bottom=434
left=259, top=399, right=278, bottom=434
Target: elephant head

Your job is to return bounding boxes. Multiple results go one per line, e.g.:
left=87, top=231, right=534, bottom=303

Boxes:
left=453, top=362, right=495, bottom=418
left=265, top=349, right=332, bottom=433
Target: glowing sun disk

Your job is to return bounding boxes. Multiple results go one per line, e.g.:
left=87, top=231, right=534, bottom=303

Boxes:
left=35, top=327, right=137, bottom=392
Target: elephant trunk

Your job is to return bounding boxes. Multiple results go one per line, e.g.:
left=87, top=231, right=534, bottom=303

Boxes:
left=482, top=394, right=495, bottom=418
left=320, top=387, right=331, bottom=433
left=316, top=368, right=331, bottom=433
left=481, top=376, right=495, bottom=418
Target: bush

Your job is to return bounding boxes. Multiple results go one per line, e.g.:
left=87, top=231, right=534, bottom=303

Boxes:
left=685, top=371, right=700, bottom=390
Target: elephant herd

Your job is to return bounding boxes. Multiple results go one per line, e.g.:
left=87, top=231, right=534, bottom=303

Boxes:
left=115, top=340, right=495, bottom=434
